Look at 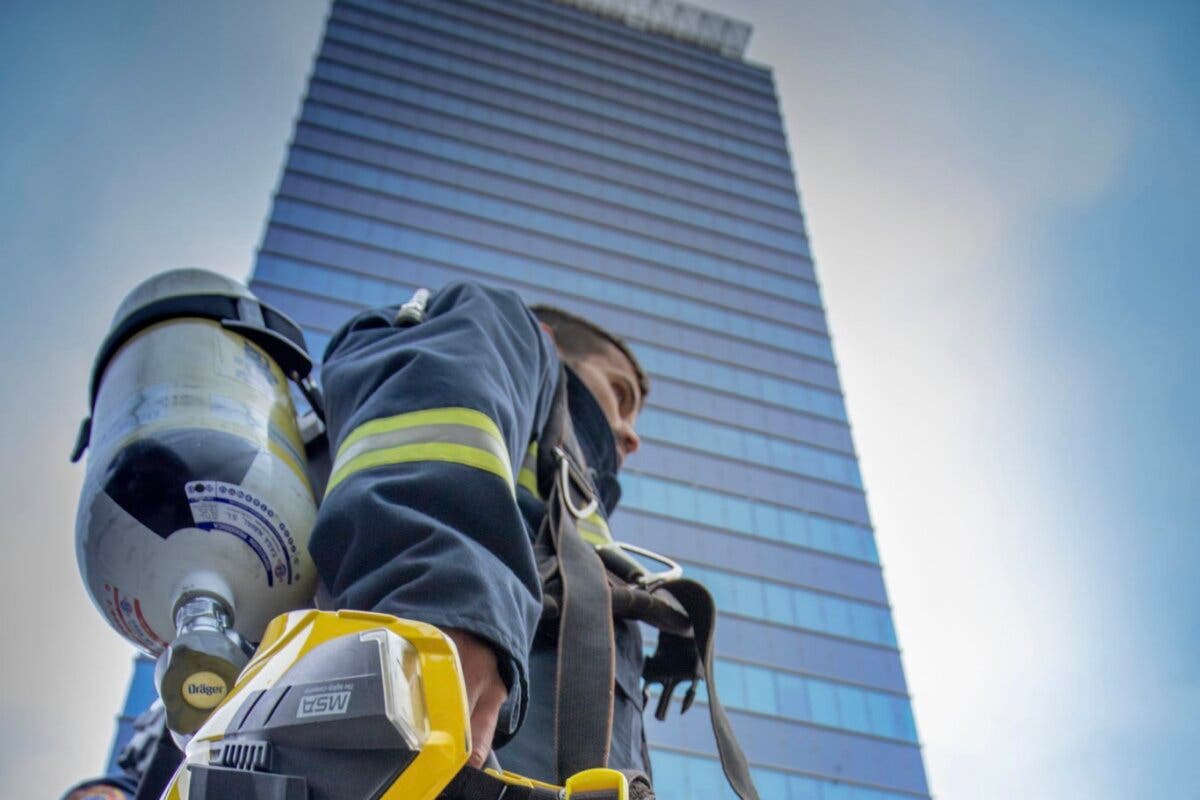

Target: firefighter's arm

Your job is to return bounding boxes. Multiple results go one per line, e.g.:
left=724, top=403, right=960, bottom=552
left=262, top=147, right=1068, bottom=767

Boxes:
left=310, top=282, right=559, bottom=756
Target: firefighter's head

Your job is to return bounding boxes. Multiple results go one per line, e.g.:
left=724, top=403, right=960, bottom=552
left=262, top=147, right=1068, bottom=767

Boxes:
left=531, top=305, right=647, bottom=465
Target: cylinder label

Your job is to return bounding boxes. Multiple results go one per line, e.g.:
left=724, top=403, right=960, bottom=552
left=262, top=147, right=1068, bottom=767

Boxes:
left=101, top=584, right=167, bottom=653
left=187, top=481, right=301, bottom=587
left=182, top=671, right=228, bottom=709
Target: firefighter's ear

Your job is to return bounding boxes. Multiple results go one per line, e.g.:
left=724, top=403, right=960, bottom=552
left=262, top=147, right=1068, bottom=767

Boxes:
left=537, top=320, right=574, bottom=369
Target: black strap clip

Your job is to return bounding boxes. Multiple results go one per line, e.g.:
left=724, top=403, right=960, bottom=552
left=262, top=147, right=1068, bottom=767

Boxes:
left=647, top=676, right=700, bottom=721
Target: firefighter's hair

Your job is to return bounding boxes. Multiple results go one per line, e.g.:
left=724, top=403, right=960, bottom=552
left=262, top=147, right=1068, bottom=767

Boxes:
left=530, top=304, right=649, bottom=405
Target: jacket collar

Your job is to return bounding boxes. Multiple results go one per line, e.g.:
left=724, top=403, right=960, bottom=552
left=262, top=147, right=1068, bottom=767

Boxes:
left=564, top=366, right=622, bottom=516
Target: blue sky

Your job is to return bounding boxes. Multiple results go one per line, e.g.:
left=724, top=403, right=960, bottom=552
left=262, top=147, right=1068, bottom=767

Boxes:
left=1, top=1, right=1197, bottom=797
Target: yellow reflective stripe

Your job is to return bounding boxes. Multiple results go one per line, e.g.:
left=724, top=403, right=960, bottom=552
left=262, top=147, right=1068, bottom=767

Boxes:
left=518, top=468, right=539, bottom=496
left=578, top=511, right=613, bottom=545
left=335, top=422, right=509, bottom=473
left=327, top=442, right=511, bottom=495
left=327, top=407, right=514, bottom=496
left=336, top=407, right=506, bottom=462
left=518, top=442, right=539, bottom=496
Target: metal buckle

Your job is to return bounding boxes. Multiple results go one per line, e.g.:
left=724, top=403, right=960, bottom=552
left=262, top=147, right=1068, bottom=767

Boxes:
left=554, top=445, right=598, bottom=520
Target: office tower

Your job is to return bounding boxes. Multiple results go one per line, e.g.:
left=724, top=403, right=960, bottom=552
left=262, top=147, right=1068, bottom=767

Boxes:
left=107, top=1, right=930, bottom=797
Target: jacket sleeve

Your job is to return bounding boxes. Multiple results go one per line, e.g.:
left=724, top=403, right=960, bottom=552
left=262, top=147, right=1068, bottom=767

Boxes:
left=309, top=282, right=559, bottom=740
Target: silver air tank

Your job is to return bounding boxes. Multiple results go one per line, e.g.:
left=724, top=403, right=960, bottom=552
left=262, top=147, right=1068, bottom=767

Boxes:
left=73, top=269, right=321, bottom=734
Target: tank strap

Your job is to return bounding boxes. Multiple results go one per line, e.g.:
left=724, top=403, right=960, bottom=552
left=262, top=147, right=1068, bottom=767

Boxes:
left=72, top=292, right=320, bottom=462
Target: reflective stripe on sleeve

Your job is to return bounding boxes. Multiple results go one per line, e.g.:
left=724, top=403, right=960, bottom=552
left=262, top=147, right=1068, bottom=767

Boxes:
left=327, top=407, right=514, bottom=495
left=518, top=442, right=539, bottom=496
left=577, top=511, right=613, bottom=545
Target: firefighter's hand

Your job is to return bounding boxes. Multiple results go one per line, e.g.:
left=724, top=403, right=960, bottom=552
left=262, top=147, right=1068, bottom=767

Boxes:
left=444, top=628, right=508, bottom=768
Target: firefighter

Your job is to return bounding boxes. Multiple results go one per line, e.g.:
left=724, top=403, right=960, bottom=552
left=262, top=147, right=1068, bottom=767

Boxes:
left=67, top=278, right=762, bottom=800
left=310, top=281, right=650, bottom=782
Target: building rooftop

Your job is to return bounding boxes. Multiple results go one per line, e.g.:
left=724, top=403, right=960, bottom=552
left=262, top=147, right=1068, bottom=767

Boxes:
left=553, top=0, right=752, bottom=58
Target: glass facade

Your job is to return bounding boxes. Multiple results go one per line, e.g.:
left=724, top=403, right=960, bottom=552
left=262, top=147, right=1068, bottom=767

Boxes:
left=110, top=1, right=929, bottom=797
left=252, top=1, right=929, bottom=796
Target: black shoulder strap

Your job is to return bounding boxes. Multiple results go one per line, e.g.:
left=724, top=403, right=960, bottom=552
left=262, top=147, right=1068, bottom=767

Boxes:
left=535, top=368, right=759, bottom=799
left=536, top=367, right=617, bottom=783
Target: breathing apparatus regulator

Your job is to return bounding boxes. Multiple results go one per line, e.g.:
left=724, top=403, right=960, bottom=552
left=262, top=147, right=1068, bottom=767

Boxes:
left=72, top=268, right=325, bottom=736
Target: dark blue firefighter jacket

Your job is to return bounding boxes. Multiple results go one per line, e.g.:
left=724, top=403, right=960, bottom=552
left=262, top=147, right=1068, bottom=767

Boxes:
left=311, top=282, right=647, bottom=782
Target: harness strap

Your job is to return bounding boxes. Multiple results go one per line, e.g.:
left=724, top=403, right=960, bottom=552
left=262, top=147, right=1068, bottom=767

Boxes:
left=537, top=367, right=616, bottom=783
left=542, top=577, right=691, bottom=637
left=89, top=293, right=314, bottom=408
left=535, top=366, right=760, bottom=799
left=643, top=579, right=760, bottom=800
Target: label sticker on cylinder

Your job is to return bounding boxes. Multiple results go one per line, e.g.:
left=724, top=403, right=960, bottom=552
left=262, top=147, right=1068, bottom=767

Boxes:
left=186, top=481, right=300, bottom=587
left=102, top=585, right=167, bottom=653
left=182, top=671, right=228, bottom=709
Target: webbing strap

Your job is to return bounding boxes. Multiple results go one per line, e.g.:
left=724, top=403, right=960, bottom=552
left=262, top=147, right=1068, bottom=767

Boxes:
left=644, top=579, right=760, bottom=800
left=538, top=369, right=616, bottom=783
left=533, top=369, right=758, bottom=798
left=326, top=407, right=514, bottom=495
left=608, top=583, right=691, bottom=636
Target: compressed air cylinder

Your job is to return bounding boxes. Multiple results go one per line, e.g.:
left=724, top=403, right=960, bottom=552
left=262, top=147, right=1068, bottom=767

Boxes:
left=75, top=270, right=318, bottom=729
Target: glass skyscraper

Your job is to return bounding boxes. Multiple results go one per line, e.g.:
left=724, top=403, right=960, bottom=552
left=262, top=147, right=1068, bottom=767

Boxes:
left=108, top=1, right=930, bottom=797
